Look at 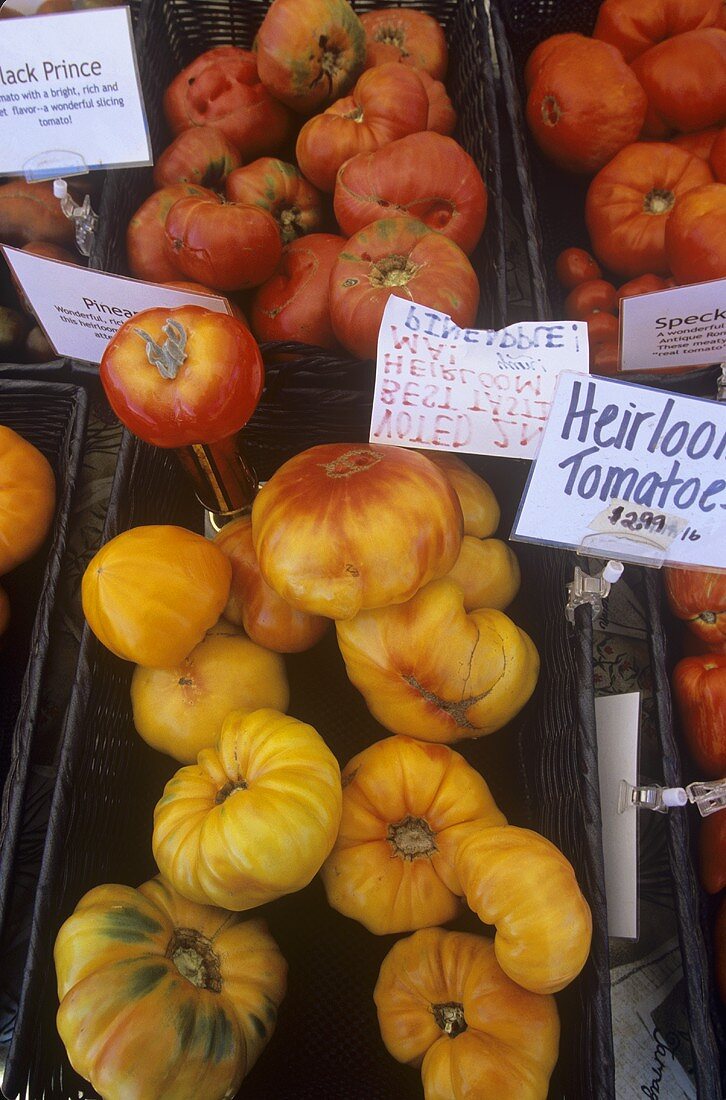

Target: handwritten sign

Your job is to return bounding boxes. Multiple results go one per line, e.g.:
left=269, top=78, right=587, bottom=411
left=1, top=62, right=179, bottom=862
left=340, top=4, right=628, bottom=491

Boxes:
left=512, top=372, right=726, bottom=570
left=0, top=7, right=151, bottom=179
left=368, top=298, right=589, bottom=457
left=620, top=277, right=726, bottom=372
left=2, top=247, right=232, bottom=363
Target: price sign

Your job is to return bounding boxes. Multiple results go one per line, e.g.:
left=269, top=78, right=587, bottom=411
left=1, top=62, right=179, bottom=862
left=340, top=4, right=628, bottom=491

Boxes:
left=369, top=297, right=589, bottom=457
left=2, top=247, right=232, bottom=363
left=0, top=7, right=151, bottom=179
left=512, top=372, right=726, bottom=570
left=620, top=278, right=726, bottom=373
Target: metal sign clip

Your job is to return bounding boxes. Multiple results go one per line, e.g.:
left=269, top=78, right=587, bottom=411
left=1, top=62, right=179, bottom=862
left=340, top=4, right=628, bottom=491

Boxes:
left=53, top=178, right=98, bottom=257
left=619, top=777, right=726, bottom=817
left=566, top=559, right=624, bottom=623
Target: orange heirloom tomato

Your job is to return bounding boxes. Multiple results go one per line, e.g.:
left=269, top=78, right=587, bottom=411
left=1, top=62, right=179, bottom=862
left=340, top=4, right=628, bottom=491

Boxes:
left=555, top=247, right=602, bottom=289
left=152, top=126, right=241, bottom=190
left=100, top=305, right=263, bottom=448
left=455, top=825, right=593, bottom=995
left=163, top=46, right=294, bottom=158
left=585, top=142, right=713, bottom=278
left=617, top=273, right=670, bottom=302
left=631, top=29, right=726, bottom=138
left=162, top=281, right=248, bottom=325
left=672, top=653, right=726, bottom=775
left=591, top=341, right=621, bottom=375
left=251, top=443, right=463, bottom=620
left=374, top=928, right=560, bottom=1100
left=296, top=63, right=430, bottom=193
left=710, top=128, right=726, bottom=179
left=54, top=877, right=287, bottom=1100
left=152, top=708, right=342, bottom=910
left=584, top=311, right=620, bottom=350
left=665, top=182, right=726, bottom=282
left=81, top=525, right=232, bottom=668
left=360, top=7, right=448, bottom=79
left=126, top=184, right=216, bottom=283
left=321, top=735, right=506, bottom=935
left=0, top=425, right=55, bottom=576
left=335, top=578, right=539, bottom=743
left=564, top=279, right=619, bottom=318
left=417, top=69, right=457, bottom=134
left=523, top=32, right=584, bottom=91
left=225, top=158, right=325, bottom=245
left=672, top=127, right=722, bottom=161
left=445, top=536, right=521, bottom=613
left=664, top=566, right=726, bottom=649
left=255, top=0, right=366, bottom=115
left=592, top=0, right=722, bottom=62
left=333, top=131, right=488, bottom=255
left=329, top=216, right=480, bottom=361
left=214, top=514, right=329, bottom=652
left=526, top=36, right=647, bottom=174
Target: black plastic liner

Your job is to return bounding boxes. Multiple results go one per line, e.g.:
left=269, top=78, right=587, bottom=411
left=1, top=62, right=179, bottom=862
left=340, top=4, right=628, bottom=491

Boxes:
left=3, top=351, right=611, bottom=1098
left=90, top=0, right=507, bottom=331
left=0, top=381, right=89, bottom=942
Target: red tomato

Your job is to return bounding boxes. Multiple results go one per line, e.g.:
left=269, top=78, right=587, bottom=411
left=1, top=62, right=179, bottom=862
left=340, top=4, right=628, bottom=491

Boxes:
left=592, top=0, right=722, bottom=63
left=698, top=810, right=726, bottom=894
left=590, top=340, right=620, bottom=375
left=417, top=70, right=457, bottom=135
left=164, top=193, right=282, bottom=291
left=709, top=127, right=726, bottom=180
left=664, top=566, right=726, bottom=649
left=152, top=126, right=241, bottom=190
left=584, top=311, right=619, bottom=348
left=126, top=184, right=216, bottom=283
left=665, top=182, right=726, bottom=283
left=329, top=216, right=480, bottom=360
left=564, top=279, right=619, bottom=318
left=333, top=131, right=487, bottom=255
left=617, top=274, right=669, bottom=302
left=671, top=653, right=726, bottom=776
left=225, top=158, right=325, bottom=244
left=163, top=46, right=294, bottom=158
left=360, top=8, right=448, bottom=79
left=523, top=32, right=584, bottom=90
left=555, top=247, right=602, bottom=289
left=250, top=233, right=346, bottom=349
left=163, top=281, right=248, bottom=325
left=671, top=128, right=722, bottom=161
left=295, top=63, right=430, bottom=192
left=99, top=305, right=263, bottom=448
left=631, top=29, right=726, bottom=138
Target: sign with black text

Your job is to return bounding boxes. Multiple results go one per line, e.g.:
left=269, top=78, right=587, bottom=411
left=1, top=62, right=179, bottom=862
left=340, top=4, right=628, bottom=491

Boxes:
left=369, top=297, right=589, bottom=457
left=620, top=278, right=726, bottom=373
left=0, top=7, right=151, bottom=179
left=3, top=247, right=232, bottom=363
left=512, top=372, right=726, bottom=570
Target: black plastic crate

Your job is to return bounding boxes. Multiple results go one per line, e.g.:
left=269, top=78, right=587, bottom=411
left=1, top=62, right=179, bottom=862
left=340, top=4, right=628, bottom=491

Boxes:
left=0, top=380, right=89, bottom=941
left=3, top=352, right=610, bottom=1098
left=89, top=0, right=507, bottom=333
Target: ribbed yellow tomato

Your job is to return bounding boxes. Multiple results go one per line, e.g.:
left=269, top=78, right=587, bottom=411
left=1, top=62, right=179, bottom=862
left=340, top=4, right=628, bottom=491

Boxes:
left=0, top=424, right=56, bottom=575
left=54, top=876, right=287, bottom=1100
left=153, top=708, right=342, bottom=910
left=446, top=536, right=521, bottom=611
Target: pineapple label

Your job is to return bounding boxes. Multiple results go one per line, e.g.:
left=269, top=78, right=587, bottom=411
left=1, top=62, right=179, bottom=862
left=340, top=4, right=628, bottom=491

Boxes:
left=370, top=297, right=589, bottom=458
left=512, top=372, right=726, bottom=570
left=0, top=7, right=151, bottom=179
left=619, top=277, right=726, bottom=372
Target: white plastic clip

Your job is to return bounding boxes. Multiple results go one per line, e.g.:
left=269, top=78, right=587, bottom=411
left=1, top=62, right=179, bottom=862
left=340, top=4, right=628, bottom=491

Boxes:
left=717, top=362, right=726, bottom=402
left=53, top=178, right=98, bottom=257
left=566, top=559, right=624, bottom=623
left=619, top=777, right=726, bottom=817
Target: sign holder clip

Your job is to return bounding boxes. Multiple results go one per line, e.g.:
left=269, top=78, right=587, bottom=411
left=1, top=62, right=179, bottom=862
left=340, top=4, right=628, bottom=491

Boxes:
left=565, top=559, right=624, bottom=623
left=717, top=361, right=726, bottom=403
left=53, top=178, right=98, bottom=257
left=619, top=776, right=726, bottom=817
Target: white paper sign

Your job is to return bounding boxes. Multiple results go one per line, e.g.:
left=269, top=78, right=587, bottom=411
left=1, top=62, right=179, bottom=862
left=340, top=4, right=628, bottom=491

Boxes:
left=595, top=692, right=640, bottom=941
left=512, top=372, right=726, bottom=570
left=3, top=247, right=232, bottom=363
left=0, top=7, right=151, bottom=179
left=620, top=278, right=726, bottom=373
left=368, top=297, right=589, bottom=457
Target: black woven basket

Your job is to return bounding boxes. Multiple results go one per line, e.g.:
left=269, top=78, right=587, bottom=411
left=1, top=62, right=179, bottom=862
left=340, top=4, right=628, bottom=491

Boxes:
left=0, top=381, right=89, bottom=943
left=3, top=354, right=611, bottom=1098
left=89, top=0, right=507, bottom=332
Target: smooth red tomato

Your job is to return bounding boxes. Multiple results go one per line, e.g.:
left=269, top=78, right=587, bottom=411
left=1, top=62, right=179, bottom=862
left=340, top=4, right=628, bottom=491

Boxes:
left=672, top=653, right=726, bottom=776
left=665, top=182, right=726, bottom=283
left=592, top=0, right=722, bottom=62
left=333, top=131, right=487, bottom=255
left=126, top=184, right=216, bottom=283
left=295, top=62, right=429, bottom=192
left=163, top=281, right=248, bottom=325
left=225, top=158, right=324, bottom=244
left=100, top=305, right=263, bottom=448
left=164, top=193, right=282, bottom=291
left=617, top=274, right=670, bottom=303
left=250, top=233, right=346, bottom=349
left=329, top=216, right=479, bottom=360
left=631, top=29, right=726, bottom=138
left=152, top=126, right=241, bottom=190
left=554, top=247, right=602, bottom=289
left=163, top=46, right=294, bottom=158
left=583, top=310, right=619, bottom=348
left=523, top=33, right=584, bottom=90
left=590, top=340, right=620, bottom=375
left=360, top=8, right=448, bottom=79
left=564, top=279, right=619, bottom=318
left=664, top=566, right=726, bottom=649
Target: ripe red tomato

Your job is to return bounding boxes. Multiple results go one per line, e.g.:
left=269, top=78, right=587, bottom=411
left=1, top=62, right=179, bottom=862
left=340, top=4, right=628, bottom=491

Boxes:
left=250, top=233, right=346, bottom=349
left=583, top=310, right=619, bottom=348
left=665, top=182, right=726, bottom=283
left=664, top=566, right=726, bottom=649
left=617, top=274, right=669, bottom=302
left=710, top=128, right=726, bottom=180
left=592, top=0, right=722, bottom=63
left=126, top=184, right=216, bottom=283
left=295, top=62, right=429, bottom=192
left=631, top=29, right=726, bottom=137
left=163, top=46, right=294, bottom=159
left=671, top=653, right=726, bottom=776
left=590, top=340, right=620, bottom=375
left=671, top=128, right=722, bottom=162
left=152, top=126, right=241, bottom=190
left=164, top=193, right=282, bottom=291
left=333, top=131, right=487, bottom=255
left=225, top=158, right=324, bottom=245
left=417, top=70, right=456, bottom=135
left=360, top=8, right=448, bottom=79
left=100, top=305, right=263, bottom=448
left=564, top=279, right=619, bottom=318
left=329, top=216, right=479, bottom=360
left=555, top=247, right=602, bottom=289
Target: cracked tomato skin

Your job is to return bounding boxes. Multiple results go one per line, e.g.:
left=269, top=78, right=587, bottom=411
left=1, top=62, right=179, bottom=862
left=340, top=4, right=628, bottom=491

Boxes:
left=100, top=305, right=264, bottom=448
left=335, top=578, right=540, bottom=743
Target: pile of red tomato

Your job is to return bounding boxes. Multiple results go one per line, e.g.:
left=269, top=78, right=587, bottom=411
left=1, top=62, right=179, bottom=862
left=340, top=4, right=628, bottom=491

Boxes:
left=125, top=0, right=490, bottom=361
